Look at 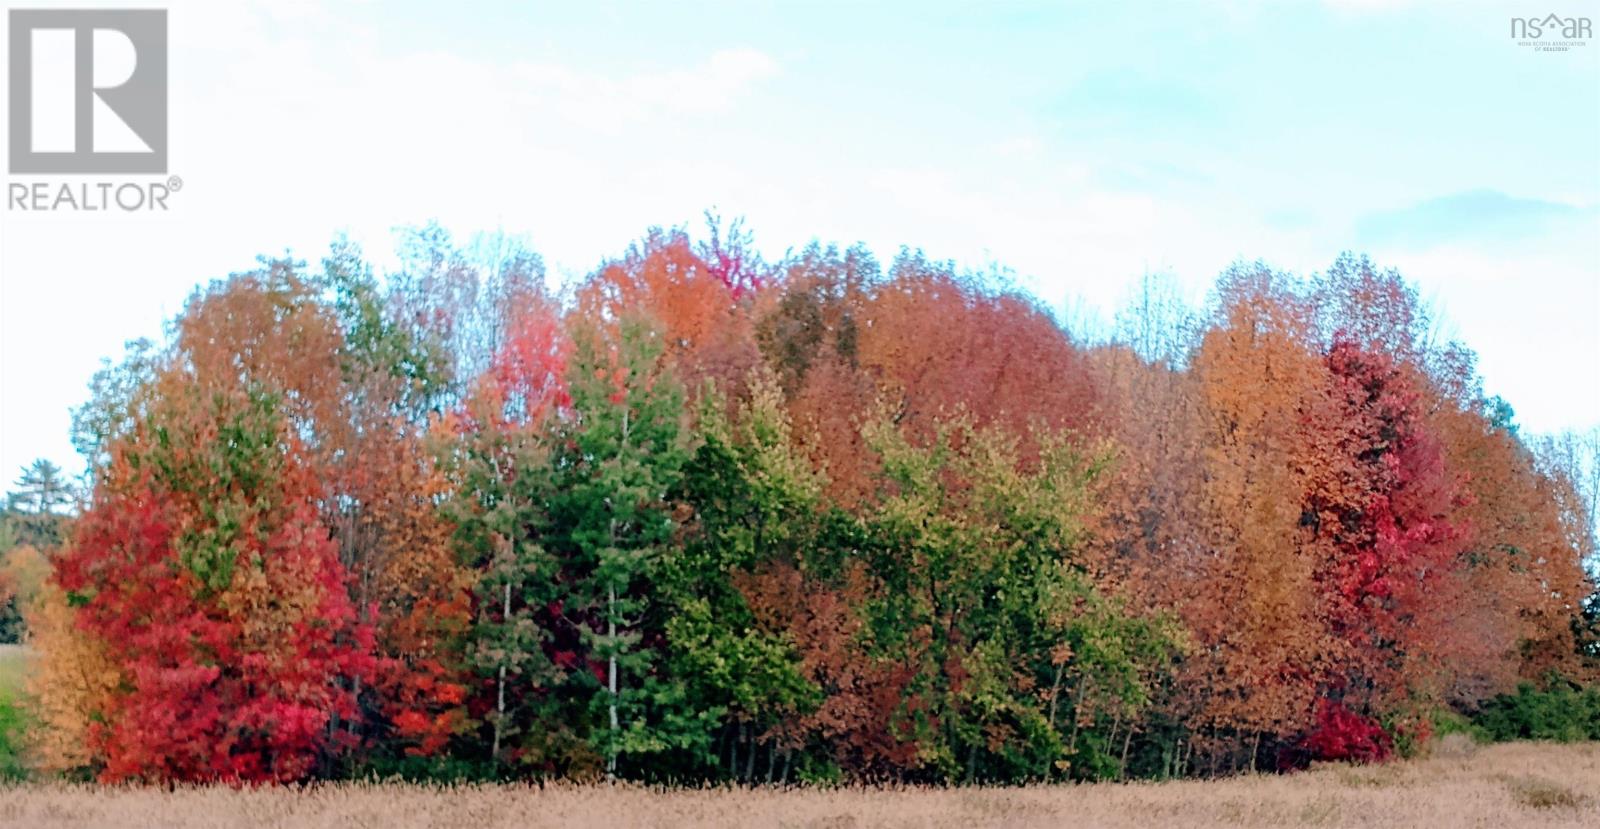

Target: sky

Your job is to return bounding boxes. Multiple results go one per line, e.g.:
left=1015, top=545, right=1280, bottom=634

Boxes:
left=1, top=0, right=1597, bottom=485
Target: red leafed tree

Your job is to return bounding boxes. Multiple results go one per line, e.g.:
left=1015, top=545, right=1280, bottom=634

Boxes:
left=484, top=277, right=571, bottom=425
left=1300, top=338, right=1465, bottom=755
left=354, top=434, right=474, bottom=759
left=57, top=379, right=373, bottom=783
left=699, top=211, right=764, bottom=300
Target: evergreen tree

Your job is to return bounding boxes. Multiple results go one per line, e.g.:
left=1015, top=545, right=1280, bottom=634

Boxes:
left=554, top=316, right=690, bottom=779
left=12, top=459, right=72, bottom=514
left=448, top=414, right=568, bottom=773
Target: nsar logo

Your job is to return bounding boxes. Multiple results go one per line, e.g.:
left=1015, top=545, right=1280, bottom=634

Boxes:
left=1510, top=13, right=1591, bottom=52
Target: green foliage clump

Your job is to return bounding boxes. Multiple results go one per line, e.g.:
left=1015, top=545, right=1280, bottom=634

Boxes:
left=1429, top=708, right=1489, bottom=745
left=1472, top=682, right=1600, bottom=743
left=0, top=691, right=28, bottom=780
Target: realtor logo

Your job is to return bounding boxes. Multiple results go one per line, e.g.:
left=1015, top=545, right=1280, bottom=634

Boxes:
left=8, top=9, right=168, bottom=174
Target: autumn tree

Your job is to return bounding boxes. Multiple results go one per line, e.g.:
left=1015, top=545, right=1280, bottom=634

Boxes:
left=1184, top=264, right=1330, bottom=767
left=24, top=223, right=1597, bottom=785
left=577, top=224, right=763, bottom=398
left=0, top=543, right=49, bottom=643
left=855, top=252, right=1099, bottom=451
left=56, top=380, right=372, bottom=782
left=21, top=583, right=120, bottom=774
left=1300, top=339, right=1465, bottom=749
left=320, top=241, right=474, bottom=763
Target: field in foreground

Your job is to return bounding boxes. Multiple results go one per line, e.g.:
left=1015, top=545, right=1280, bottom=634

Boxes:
left=0, top=742, right=1596, bottom=828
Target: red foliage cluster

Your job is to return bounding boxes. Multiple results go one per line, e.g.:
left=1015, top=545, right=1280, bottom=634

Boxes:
left=1302, top=700, right=1392, bottom=763
left=60, top=474, right=373, bottom=782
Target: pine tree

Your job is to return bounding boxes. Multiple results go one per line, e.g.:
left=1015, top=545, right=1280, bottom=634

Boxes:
left=12, top=459, right=72, bottom=514
left=449, top=413, right=565, bottom=771
left=554, top=315, right=689, bottom=779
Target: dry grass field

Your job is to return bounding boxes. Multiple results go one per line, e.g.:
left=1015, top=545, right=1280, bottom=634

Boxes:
left=0, top=740, right=1595, bottom=828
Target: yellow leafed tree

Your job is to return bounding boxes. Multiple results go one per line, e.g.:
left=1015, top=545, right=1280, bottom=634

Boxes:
left=23, top=584, right=120, bottom=774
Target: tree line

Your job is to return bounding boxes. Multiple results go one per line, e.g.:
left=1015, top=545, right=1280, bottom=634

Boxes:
left=2, top=220, right=1596, bottom=784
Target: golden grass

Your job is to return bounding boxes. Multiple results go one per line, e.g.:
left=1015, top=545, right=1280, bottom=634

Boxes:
left=0, top=741, right=1595, bottom=828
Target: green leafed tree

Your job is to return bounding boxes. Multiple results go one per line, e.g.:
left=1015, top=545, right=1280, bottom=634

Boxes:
left=660, top=374, right=825, bottom=780
left=553, top=314, right=692, bottom=780
left=858, top=412, right=1183, bottom=782
left=448, top=413, right=568, bottom=773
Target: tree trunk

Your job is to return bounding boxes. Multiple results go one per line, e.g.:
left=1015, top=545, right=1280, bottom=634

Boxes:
left=1047, top=662, right=1066, bottom=730
left=719, top=722, right=732, bottom=776
left=607, top=580, right=619, bottom=781
left=493, top=578, right=511, bottom=767
left=1068, top=682, right=1089, bottom=755
left=1107, top=708, right=1122, bottom=775
left=743, top=722, right=757, bottom=782
left=1044, top=665, right=1065, bottom=780
left=1119, top=724, right=1133, bottom=780
left=606, top=410, right=630, bottom=782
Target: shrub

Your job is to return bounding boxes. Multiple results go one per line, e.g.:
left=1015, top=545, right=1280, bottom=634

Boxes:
left=1429, top=708, right=1488, bottom=745
left=1302, top=701, right=1391, bottom=764
left=1472, top=682, right=1600, bottom=743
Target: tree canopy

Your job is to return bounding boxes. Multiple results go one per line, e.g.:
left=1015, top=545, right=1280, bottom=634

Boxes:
left=8, top=223, right=1596, bottom=784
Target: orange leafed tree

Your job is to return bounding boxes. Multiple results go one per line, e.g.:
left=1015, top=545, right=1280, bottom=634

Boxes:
left=577, top=225, right=762, bottom=398
left=56, top=378, right=373, bottom=782
left=1184, top=265, right=1330, bottom=759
